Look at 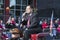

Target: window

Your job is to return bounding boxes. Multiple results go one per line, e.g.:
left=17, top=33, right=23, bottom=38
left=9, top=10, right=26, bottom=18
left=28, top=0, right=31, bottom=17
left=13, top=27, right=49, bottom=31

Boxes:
left=0, top=5, right=1, bottom=8
left=0, top=10, right=4, bottom=14
left=16, top=6, right=20, bottom=9
left=10, top=6, right=14, bottom=9
left=10, top=10, right=14, bottom=14
left=10, top=0, right=28, bottom=18
left=0, top=0, right=2, bottom=3
left=0, top=0, right=4, bottom=15
left=0, top=0, right=4, bottom=4
left=1, top=4, right=4, bottom=8
left=16, top=11, right=20, bottom=16
left=22, top=0, right=28, bottom=5
left=16, top=0, right=21, bottom=4
left=22, top=6, right=26, bottom=11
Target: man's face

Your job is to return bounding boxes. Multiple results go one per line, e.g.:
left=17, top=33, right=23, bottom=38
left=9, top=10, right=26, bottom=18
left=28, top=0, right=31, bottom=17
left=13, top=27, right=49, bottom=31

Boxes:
left=11, top=18, right=15, bottom=21
left=26, top=6, right=32, bottom=13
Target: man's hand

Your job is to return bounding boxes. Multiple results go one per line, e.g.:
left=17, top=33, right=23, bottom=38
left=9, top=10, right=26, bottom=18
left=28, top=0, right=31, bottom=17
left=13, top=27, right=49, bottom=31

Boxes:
left=25, top=28, right=28, bottom=30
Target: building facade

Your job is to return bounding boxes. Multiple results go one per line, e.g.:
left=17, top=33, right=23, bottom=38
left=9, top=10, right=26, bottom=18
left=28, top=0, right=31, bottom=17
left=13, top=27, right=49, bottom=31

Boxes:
left=0, top=0, right=4, bottom=20
left=0, top=0, right=37, bottom=23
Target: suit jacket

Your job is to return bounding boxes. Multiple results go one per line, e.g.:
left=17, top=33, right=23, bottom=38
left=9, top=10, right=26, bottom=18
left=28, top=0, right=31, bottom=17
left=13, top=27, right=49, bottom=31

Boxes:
left=28, top=13, right=39, bottom=29
left=28, top=13, right=42, bottom=29
left=22, top=12, right=42, bottom=29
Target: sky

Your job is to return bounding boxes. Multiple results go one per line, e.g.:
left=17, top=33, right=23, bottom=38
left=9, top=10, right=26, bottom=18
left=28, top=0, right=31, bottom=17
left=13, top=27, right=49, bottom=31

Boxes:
left=10, top=0, right=16, bottom=7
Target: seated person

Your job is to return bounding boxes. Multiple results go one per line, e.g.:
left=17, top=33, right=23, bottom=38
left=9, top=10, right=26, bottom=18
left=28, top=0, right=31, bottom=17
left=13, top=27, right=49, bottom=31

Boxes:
left=23, top=5, right=42, bottom=40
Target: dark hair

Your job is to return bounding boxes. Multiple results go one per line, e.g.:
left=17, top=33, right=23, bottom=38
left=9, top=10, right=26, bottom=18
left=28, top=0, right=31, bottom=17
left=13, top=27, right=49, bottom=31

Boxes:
left=27, top=5, right=33, bottom=9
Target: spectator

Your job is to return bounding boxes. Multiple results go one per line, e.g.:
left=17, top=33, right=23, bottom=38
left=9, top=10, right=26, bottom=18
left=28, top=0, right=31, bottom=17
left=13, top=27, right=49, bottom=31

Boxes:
left=11, top=17, right=16, bottom=25
left=0, top=20, right=5, bottom=39
left=0, top=20, right=5, bottom=29
left=6, top=17, right=16, bottom=29
left=54, top=19, right=58, bottom=28
left=57, top=25, right=60, bottom=33
left=42, top=20, right=48, bottom=32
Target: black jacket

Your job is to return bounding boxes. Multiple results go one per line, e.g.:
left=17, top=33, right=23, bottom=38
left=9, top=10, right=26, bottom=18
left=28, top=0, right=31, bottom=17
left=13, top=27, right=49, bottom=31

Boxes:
left=21, top=13, right=42, bottom=29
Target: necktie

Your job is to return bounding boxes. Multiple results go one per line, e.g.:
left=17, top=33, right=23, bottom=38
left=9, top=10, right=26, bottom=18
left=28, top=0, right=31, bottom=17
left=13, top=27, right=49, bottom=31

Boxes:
left=27, top=16, right=30, bottom=28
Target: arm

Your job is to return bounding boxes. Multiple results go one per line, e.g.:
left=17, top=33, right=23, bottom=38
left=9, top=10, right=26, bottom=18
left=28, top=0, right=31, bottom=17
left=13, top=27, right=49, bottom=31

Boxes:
left=21, top=12, right=27, bottom=25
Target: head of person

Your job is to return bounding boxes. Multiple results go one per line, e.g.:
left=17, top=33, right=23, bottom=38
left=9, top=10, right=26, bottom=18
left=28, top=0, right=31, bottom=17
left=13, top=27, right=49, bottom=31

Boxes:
left=0, top=20, right=3, bottom=24
left=25, top=5, right=33, bottom=13
left=55, top=20, right=58, bottom=23
left=43, top=19, right=47, bottom=24
left=11, top=17, right=15, bottom=21
left=58, top=25, right=60, bottom=27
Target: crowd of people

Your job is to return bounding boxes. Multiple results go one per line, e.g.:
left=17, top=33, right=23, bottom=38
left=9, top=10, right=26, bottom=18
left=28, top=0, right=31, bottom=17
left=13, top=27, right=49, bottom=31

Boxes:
left=0, top=5, right=60, bottom=40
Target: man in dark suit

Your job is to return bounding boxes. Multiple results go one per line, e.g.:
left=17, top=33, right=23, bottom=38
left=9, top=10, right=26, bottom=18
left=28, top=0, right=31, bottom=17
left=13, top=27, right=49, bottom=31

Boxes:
left=22, top=5, right=42, bottom=40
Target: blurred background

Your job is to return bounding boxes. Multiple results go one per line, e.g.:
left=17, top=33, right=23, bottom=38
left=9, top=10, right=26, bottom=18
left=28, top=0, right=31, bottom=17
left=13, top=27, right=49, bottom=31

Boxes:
left=0, top=0, right=37, bottom=23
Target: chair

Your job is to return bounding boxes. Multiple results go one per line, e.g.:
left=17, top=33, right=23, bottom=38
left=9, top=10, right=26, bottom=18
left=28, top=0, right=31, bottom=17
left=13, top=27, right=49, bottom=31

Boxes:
left=31, top=32, right=49, bottom=40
